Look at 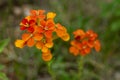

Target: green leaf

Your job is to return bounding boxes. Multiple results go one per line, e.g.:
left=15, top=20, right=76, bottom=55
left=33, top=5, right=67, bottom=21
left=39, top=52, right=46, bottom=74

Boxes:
left=111, top=20, right=120, bottom=31
left=0, top=39, right=10, bottom=54
left=0, top=72, right=9, bottom=80
left=0, top=64, right=5, bottom=70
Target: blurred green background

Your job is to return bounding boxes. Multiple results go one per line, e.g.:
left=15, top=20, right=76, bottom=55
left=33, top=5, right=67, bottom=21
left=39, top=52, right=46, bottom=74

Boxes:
left=0, top=0, right=120, bottom=80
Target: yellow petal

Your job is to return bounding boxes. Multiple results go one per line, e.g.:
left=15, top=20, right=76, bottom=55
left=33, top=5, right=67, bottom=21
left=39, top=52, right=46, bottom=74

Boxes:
left=36, top=41, right=43, bottom=49
left=41, top=46, right=48, bottom=53
left=25, top=16, right=31, bottom=21
left=15, top=40, right=25, bottom=48
left=47, top=12, right=56, bottom=19
left=42, top=50, right=52, bottom=61
left=61, top=33, right=70, bottom=41
left=45, top=42, right=53, bottom=48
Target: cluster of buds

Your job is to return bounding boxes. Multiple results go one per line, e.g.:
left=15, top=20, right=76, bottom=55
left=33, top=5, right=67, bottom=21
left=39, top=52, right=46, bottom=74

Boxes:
left=69, top=29, right=101, bottom=56
left=15, top=10, right=70, bottom=61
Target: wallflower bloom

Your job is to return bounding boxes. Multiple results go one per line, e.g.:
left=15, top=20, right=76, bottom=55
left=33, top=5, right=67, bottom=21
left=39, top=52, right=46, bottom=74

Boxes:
left=15, top=9, right=70, bottom=61
left=55, top=23, right=70, bottom=41
left=20, top=18, right=35, bottom=33
left=40, top=19, right=55, bottom=38
left=42, top=50, right=52, bottom=61
left=69, top=29, right=101, bottom=56
left=30, top=10, right=45, bottom=21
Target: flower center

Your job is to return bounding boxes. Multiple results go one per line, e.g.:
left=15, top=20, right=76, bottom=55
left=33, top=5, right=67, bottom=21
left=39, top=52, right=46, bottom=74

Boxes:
left=44, top=26, right=48, bottom=30
left=26, top=23, right=29, bottom=27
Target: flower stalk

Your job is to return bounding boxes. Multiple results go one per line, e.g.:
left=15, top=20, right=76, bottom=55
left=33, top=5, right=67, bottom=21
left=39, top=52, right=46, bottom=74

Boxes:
left=78, top=56, right=84, bottom=79
left=47, top=62, right=56, bottom=80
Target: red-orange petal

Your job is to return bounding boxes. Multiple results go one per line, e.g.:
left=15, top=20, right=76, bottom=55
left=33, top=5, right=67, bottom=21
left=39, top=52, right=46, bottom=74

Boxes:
left=30, top=10, right=37, bottom=16
left=33, top=33, right=43, bottom=41
left=94, top=40, right=101, bottom=52
left=22, top=33, right=31, bottom=41
left=73, top=29, right=85, bottom=37
left=40, top=20, right=46, bottom=27
left=27, top=38, right=35, bottom=47
left=46, top=19, right=55, bottom=30
left=38, top=10, right=45, bottom=15
left=69, top=46, right=79, bottom=56
left=84, top=47, right=91, bottom=54
left=44, top=30, right=52, bottom=38
left=34, top=26, right=44, bottom=33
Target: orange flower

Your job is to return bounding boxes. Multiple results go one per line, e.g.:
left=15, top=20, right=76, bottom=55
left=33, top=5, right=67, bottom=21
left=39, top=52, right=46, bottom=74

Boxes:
left=20, top=18, right=35, bottom=33
left=36, top=41, right=48, bottom=53
left=73, top=29, right=85, bottom=40
left=55, top=23, right=70, bottom=41
left=15, top=9, right=70, bottom=61
left=30, top=10, right=45, bottom=21
left=86, top=30, right=98, bottom=41
left=69, top=29, right=101, bottom=56
left=36, top=38, right=53, bottom=53
left=79, top=41, right=91, bottom=55
left=40, top=19, right=55, bottom=38
left=42, top=50, right=52, bottom=61
left=15, top=33, right=35, bottom=48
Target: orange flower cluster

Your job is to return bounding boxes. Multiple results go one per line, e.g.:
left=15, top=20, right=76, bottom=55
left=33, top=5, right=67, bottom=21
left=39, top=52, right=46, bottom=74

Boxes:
left=69, top=29, right=101, bottom=56
left=15, top=10, right=70, bottom=61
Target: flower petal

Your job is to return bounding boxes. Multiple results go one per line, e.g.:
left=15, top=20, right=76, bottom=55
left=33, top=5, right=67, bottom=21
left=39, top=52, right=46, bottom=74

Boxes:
left=34, top=26, right=44, bottom=33
left=94, top=40, right=101, bottom=52
left=40, top=20, right=46, bottom=27
left=45, top=42, right=53, bottom=48
left=20, top=26, right=26, bottom=30
left=22, top=33, right=31, bottom=41
left=27, top=26, right=34, bottom=33
left=21, top=18, right=28, bottom=25
left=29, top=20, right=35, bottom=26
left=27, top=38, right=35, bottom=47
left=15, top=40, right=25, bottom=48
left=41, top=46, right=48, bottom=53
left=33, top=33, right=43, bottom=41
left=44, top=30, right=52, bottom=38
left=36, top=41, right=44, bottom=49
left=61, top=33, right=70, bottom=41
left=73, top=29, right=85, bottom=39
left=38, top=10, right=45, bottom=15
left=69, top=46, right=79, bottom=56
left=42, top=52, right=52, bottom=61
left=47, top=12, right=56, bottom=19
left=46, top=19, right=55, bottom=30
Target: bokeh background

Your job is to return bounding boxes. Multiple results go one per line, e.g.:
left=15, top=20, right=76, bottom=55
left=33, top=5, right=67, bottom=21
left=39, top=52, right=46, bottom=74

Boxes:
left=0, top=0, right=120, bottom=80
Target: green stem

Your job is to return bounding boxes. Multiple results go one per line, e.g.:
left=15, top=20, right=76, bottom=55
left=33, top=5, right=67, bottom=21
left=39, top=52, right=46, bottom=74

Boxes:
left=47, top=62, right=56, bottom=80
left=78, top=56, right=84, bottom=79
